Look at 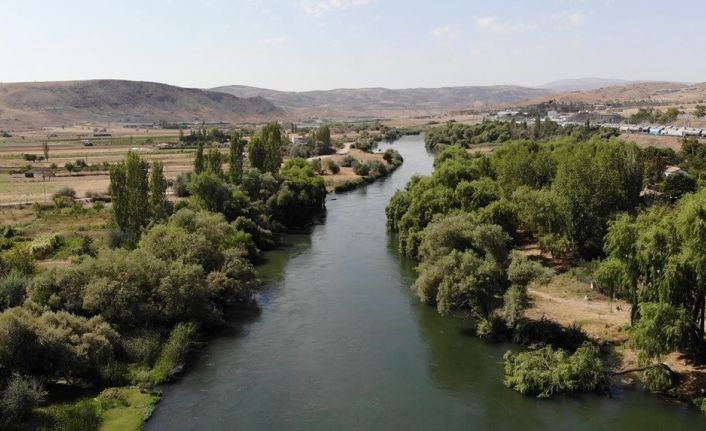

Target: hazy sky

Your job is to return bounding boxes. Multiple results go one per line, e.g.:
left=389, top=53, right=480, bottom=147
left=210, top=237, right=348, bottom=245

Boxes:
left=2, top=0, right=704, bottom=91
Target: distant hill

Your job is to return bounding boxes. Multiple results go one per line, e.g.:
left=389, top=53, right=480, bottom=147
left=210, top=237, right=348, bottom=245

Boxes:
left=211, top=85, right=551, bottom=119
left=0, top=80, right=283, bottom=130
left=540, top=78, right=634, bottom=92
left=521, top=81, right=706, bottom=106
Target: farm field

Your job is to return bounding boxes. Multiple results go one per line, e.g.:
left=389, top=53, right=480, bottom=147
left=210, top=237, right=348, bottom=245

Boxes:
left=0, top=132, right=201, bottom=204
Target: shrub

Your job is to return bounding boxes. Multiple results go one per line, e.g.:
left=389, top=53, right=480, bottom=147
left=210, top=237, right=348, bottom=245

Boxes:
left=173, top=172, right=192, bottom=197
left=512, top=317, right=588, bottom=351
left=341, top=155, right=357, bottom=167
left=29, top=233, right=65, bottom=259
left=353, top=162, right=370, bottom=176
left=0, top=274, right=27, bottom=311
left=52, top=187, right=76, bottom=199
left=326, top=159, right=340, bottom=175
left=644, top=364, right=674, bottom=393
left=44, top=399, right=100, bottom=431
left=149, top=322, right=197, bottom=384
left=0, top=374, right=47, bottom=424
left=3, top=246, right=35, bottom=275
left=503, top=342, right=604, bottom=398
left=333, top=178, right=365, bottom=193
left=122, top=332, right=162, bottom=367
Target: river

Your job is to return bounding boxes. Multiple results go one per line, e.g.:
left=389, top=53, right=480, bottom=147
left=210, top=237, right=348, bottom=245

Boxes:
left=146, top=135, right=704, bottom=430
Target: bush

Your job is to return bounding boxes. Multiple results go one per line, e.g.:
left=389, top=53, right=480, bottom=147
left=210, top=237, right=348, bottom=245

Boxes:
left=341, top=155, right=357, bottom=167
left=173, top=172, right=192, bottom=197
left=0, top=274, right=27, bottom=311
left=644, top=364, right=674, bottom=393
left=29, top=233, right=65, bottom=259
left=503, top=342, right=604, bottom=398
left=512, top=317, right=588, bottom=351
left=1, top=374, right=47, bottom=424
left=52, top=187, right=76, bottom=199
left=326, top=159, right=340, bottom=175
left=149, top=322, right=197, bottom=384
left=122, top=332, right=162, bottom=367
left=333, top=178, right=365, bottom=193
left=353, top=162, right=370, bottom=176
left=44, top=399, right=101, bottom=431
left=3, top=246, right=35, bottom=275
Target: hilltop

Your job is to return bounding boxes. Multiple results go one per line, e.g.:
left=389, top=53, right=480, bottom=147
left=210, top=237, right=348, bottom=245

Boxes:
left=0, top=80, right=283, bottom=130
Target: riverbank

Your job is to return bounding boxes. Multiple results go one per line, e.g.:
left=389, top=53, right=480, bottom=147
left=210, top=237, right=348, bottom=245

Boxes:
left=310, top=147, right=403, bottom=193
left=522, top=263, right=706, bottom=403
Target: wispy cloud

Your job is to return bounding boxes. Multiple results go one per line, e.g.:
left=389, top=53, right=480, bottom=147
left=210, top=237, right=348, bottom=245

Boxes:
left=257, top=36, right=287, bottom=45
left=297, top=0, right=374, bottom=17
left=474, top=16, right=533, bottom=34
left=432, top=26, right=459, bottom=41
left=551, top=11, right=586, bottom=28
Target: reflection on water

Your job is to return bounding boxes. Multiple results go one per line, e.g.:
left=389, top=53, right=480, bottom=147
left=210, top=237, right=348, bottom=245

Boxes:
left=146, top=135, right=704, bottom=431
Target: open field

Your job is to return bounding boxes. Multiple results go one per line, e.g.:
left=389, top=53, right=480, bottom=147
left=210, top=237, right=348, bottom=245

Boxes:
left=0, top=132, right=205, bottom=204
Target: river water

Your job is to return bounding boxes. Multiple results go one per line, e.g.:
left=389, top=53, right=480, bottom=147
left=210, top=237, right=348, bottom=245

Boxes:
left=146, top=135, right=704, bottom=430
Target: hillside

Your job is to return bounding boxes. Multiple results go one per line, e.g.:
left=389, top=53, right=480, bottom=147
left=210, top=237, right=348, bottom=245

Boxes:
left=0, top=80, right=283, bottom=130
left=520, top=81, right=706, bottom=106
left=212, top=85, right=551, bottom=119
left=540, top=77, right=633, bottom=92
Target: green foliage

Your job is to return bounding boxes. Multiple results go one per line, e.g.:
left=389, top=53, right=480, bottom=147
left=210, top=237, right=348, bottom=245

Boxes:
left=2, top=246, right=36, bottom=276
left=503, top=284, right=527, bottom=329
left=503, top=343, right=604, bottom=398
left=229, top=133, right=246, bottom=184
left=694, top=105, right=706, bottom=119
left=109, top=152, right=150, bottom=247
left=0, top=274, right=27, bottom=311
left=326, top=159, right=340, bottom=174
left=194, top=142, right=205, bottom=174
left=249, top=122, right=284, bottom=174
left=272, top=159, right=326, bottom=227
left=1, top=374, right=47, bottom=424
left=644, top=364, right=674, bottom=393
left=149, top=160, right=170, bottom=220
left=340, top=155, right=357, bottom=167
left=0, top=307, right=118, bottom=382
left=43, top=399, right=101, bottom=431
left=149, top=322, right=197, bottom=384
left=630, top=302, right=688, bottom=365
left=353, top=161, right=370, bottom=176
left=205, top=148, right=223, bottom=175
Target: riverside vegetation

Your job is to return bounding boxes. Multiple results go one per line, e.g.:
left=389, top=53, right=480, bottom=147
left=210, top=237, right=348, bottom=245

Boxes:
left=386, top=120, right=706, bottom=414
left=0, top=122, right=329, bottom=429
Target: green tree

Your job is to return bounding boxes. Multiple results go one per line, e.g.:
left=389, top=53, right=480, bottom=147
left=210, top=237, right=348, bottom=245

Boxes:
left=194, top=142, right=205, bottom=174
left=229, top=133, right=245, bottom=184
left=248, top=136, right=267, bottom=172
left=42, top=142, right=49, bottom=161
left=260, top=122, right=285, bottom=173
left=206, top=148, right=223, bottom=176
left=149, top=160, right=169, bottom=220
left=694, top=105, right=706, bottom=119
left=109, top=152, right=150, bottom=247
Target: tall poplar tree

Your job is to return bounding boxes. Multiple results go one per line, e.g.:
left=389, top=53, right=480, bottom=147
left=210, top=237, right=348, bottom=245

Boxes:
left=109, top=151, right=149, bottom=247
left=194, top=142, right=205, bottom=174
left=229, top=133, right=245, bottom=184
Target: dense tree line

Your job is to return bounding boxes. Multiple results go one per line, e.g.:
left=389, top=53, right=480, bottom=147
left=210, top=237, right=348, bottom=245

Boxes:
left=0, top=122, right=327, bottom=428
left=423, top=120, right=595, bottom=152
left=388, top=125, right=706, bottom=401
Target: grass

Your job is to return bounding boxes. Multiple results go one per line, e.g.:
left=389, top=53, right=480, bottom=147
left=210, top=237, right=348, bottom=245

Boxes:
left=98, top=387, right=160, bottom=431
left=25, top=387, right=159, bottom=431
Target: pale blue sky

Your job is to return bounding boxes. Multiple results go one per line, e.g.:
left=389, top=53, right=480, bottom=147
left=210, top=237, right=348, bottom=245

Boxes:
left=1, top=0, right=703, bottom=91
